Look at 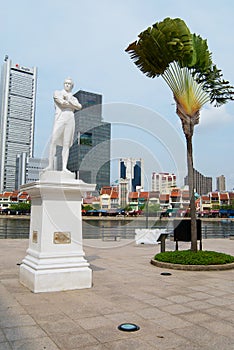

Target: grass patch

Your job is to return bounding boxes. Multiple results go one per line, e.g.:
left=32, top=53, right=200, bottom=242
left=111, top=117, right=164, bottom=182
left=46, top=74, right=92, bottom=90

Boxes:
left=154, top=250, right=234, bottom=265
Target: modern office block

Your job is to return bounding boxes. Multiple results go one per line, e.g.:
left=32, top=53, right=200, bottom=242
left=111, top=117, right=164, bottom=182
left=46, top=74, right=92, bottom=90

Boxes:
left=61, top=90, right=111, bottom=191
left=119, top=158, right=144, bottom=192
left=0, top=56, right=37, bottom=192
left=216, top=175, right=226, bottom=192
left=184, top=169, right=212, bottom=195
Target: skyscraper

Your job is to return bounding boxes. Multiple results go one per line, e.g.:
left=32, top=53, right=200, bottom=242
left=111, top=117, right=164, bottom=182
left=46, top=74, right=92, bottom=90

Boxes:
left=0, top=56, right=37, bottom=192
left=119, top=158, right=144, bottom=192
left=65, top=90, right=111, bottom=191
left=216, top=175, right=226, bottom=192
left=184, top=168, right=212, bottom=195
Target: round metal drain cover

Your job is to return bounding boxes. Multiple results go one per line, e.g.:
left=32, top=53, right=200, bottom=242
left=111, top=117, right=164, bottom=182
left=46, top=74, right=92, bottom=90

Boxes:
left=118, top=323, right=140, bottom=332
left=161, top=272, right=172, bottom=276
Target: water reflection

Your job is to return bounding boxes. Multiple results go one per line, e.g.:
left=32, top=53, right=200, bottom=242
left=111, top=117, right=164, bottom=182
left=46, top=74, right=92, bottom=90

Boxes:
left=0, top=217, right=233, bottom=239
left=0, top=218, right=30, bottom=238
left=82, top=218, right=165, bottom=239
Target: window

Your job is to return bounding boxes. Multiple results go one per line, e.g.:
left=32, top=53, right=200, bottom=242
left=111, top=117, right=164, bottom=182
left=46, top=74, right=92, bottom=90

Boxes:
left=80, top=132, right=92, bottom=146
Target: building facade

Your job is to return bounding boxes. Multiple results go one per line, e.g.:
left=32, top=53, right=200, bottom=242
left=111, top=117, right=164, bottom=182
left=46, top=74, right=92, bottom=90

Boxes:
left=119, top=158, right=144, bottom=192
left=216, top=175, right=226, bottom=192
left=151, top=172, right=176, bottom=193
left=15, top=152, right=48, bottom=189
left=184, top=169, right=212, bottom=195
left=0, top=56, right=37, bottom=192
left=0, top=190, right=30, bottom=211
left=61, top=90, right=111, bottom=191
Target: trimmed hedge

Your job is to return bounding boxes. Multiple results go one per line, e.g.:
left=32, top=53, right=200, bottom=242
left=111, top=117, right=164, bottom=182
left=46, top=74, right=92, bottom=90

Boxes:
left=154, top=250, right=234, bottom=265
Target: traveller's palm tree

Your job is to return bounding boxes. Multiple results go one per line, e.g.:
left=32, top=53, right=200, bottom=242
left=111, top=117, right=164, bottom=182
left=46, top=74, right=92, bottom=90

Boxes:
left=126, top=17, right=233, bottom=251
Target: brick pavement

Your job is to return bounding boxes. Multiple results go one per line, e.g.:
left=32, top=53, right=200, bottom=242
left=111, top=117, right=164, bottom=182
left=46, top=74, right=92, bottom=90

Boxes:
left=0, top=238, right=234, bottom=349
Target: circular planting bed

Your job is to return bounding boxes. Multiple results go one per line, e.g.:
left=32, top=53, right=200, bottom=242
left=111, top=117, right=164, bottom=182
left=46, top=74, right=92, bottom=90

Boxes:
left=151, top=250, right=234, bottom=271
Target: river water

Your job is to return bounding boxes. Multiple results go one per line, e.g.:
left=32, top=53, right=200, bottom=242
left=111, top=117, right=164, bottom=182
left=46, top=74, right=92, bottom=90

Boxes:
left=0, top=217, right=234, bottom=239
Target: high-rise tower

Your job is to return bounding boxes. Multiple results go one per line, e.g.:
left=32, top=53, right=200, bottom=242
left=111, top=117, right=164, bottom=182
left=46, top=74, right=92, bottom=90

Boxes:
left=65, top=90, right=111, bottom=191
left=216, top=175, right=226, bottom=192
left=0, top=56, right=37, bottom=192
left=119, top=158, right=144, bottom=192
left=184, top=169, right=212, bottom=195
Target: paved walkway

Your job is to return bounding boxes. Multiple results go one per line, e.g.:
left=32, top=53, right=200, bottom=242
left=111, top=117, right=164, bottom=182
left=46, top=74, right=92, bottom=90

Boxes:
left=0, top=238, right=234, bottom=349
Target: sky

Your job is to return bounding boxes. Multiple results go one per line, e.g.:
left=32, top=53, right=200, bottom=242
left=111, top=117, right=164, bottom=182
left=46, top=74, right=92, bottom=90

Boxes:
left=1, top=0, right=234, bottom=190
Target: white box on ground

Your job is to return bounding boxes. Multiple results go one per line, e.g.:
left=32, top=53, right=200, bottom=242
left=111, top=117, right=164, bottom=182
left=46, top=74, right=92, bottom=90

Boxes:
left=135, top=228, right=166, bottom=244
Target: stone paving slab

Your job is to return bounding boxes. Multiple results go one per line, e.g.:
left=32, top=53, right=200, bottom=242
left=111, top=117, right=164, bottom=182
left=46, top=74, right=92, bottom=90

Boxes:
left=0, top=238, right=234, bottom=349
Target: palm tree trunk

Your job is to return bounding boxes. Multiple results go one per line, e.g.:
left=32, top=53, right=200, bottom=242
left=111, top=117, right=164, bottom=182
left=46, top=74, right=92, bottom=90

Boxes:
left=186, top=134, right=197, bottom=252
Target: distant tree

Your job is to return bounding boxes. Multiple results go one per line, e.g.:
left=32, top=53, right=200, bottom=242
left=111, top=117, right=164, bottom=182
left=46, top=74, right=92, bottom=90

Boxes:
left=126, top=17, right=233, bottom=251
left=10, top=202, right=31, bottom=213
left=124, top=205, right=132, bottom=212
left=147, top=203, right=161, bottom=214
left=82, top=204, right=94, bottom=212
left=92, top=203, right=101, bottom=210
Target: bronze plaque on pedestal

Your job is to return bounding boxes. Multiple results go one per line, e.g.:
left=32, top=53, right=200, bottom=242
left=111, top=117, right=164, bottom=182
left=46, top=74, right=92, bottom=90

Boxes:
left=53, top=232, right=71, bottom=244
left=32, top=231, right=38, bottom=243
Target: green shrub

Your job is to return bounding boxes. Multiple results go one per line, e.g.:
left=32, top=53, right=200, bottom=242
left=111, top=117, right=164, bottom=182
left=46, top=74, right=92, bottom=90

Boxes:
left=154, top=250, right=234, bottom=265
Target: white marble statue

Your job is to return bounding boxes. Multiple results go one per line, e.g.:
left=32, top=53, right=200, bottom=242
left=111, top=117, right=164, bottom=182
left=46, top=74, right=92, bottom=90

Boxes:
left=46, top=78, right=82, bottom=171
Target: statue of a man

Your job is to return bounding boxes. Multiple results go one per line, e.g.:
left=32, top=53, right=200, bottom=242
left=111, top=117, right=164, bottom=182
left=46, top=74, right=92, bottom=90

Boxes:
left=46, top=78, right=82, bottom=171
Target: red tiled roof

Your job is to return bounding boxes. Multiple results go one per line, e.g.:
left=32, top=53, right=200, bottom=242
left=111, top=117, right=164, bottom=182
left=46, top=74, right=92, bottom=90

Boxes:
left=111, top=191, right=118, bottom=199
left=11, top=191, right=18, bottom=200
left=220, top=193, right=228, bottom=200
left=202, top=196, right=210, bottom=201
left=211, top=192, right=219, bottom=198
left=139, top=192, right=149, bottom=199
left=159, top=194, right=170, bottom=201
left=229, top=192, right=234, bottom=199
left=129, top=192, right=138, bottom=199
left=18, top=194, right=28, bottom=200
left=100, top=187, right=112, bottom=195
left=170, top=190, right=181, bottom=197
left=2, top=192, right=13, bottom=198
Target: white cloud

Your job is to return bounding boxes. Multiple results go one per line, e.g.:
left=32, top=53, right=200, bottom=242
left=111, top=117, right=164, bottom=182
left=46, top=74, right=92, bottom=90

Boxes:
left=199, top=105, right=233, bottom=131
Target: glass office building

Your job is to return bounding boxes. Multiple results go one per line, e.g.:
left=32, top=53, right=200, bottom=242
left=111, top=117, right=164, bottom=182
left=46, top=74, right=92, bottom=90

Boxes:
left=61, top=90, right=111, bottom=191
left=119, top=158, right=144, bottom=192
left=0, top=56, right=37, bottom=192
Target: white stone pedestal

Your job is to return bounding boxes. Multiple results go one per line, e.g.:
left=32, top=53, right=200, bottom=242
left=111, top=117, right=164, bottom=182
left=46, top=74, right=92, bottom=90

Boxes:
left=19, top=171, right=96, bottom=293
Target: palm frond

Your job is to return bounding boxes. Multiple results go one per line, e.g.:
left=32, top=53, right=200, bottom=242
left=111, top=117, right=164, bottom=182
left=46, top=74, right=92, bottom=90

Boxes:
left=126, top=17, right=234, bottom=105
left=186, top=34, right=212, bottom=71
left=125, top=17, right=193, bottom=77
left=193, top=64, right=234, bottom=106
left=163, top=62, right=209, bottom=116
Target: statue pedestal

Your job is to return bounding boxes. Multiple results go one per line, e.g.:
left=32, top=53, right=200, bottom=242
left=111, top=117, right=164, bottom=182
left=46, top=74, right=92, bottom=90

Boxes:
left=19, top=171, right=96, bottom=293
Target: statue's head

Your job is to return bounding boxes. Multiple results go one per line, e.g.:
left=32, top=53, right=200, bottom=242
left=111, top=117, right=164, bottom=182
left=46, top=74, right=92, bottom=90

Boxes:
left=64, top=78, right=74, bottom=92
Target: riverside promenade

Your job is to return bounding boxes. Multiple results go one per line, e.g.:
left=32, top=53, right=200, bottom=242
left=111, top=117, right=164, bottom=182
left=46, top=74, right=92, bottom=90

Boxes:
left=0, top=238, right=234, bottom=349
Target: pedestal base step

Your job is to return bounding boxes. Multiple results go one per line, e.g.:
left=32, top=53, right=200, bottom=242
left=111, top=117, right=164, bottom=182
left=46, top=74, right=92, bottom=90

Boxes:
left=20, top=264, right=92, bottom=293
